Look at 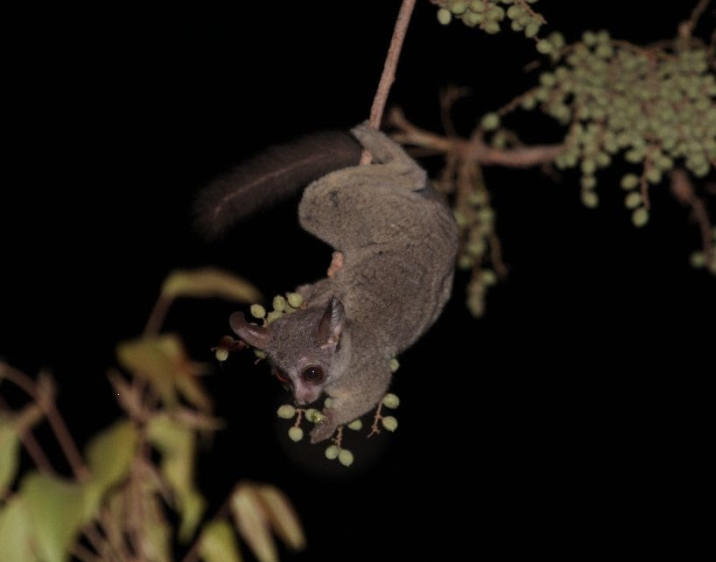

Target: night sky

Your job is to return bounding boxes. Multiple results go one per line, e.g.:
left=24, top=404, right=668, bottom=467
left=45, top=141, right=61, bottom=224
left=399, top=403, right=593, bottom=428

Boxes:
left=1, top=2, right=714, bottom=559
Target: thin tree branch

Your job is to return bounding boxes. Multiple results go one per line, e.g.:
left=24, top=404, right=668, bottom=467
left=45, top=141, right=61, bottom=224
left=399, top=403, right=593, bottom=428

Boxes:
left=1, top=363, right=88, bottom=479
left=144, top=295, right=173, bottom=337
left=0, top=395, right=55, bottom=475
left=388, top=107, right=563, bottom=167
left=38, top=372, right=89, bottom=480
left=670, top=168, right=714, bottom=265
left=678, top=0, right=713, bottom=39
left=367, top=0, right=417, bottom=131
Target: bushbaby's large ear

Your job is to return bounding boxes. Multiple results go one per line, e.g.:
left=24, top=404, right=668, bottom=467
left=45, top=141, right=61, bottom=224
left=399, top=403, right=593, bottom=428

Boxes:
left=316, top=297, right=345, bottom=350
left=230, top=311, right=271, bottom=349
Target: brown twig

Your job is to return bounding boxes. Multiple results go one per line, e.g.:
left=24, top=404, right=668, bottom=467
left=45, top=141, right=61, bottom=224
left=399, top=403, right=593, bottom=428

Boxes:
left=368, top=403, right=384, bottom=438
left=18, top=427, right=56, bottom=476
left=361, top=0, right=417, bottom=164
left=389, top=107, right=563, bottom=167
left=487, top=230, right=508, bottom=277
left=1, top=364, right=88, bottom=479
left=367, top=0, right=416, bottom=130
left=144, top=295, right=173, bottom=337
left=439, top=85, right=471, bottom=138
left=331, top=425, right=345, bottom=450
left=670, top=169, right=715, bottom=265
left=678, top=0, right=713, bottom=39
left=0, top=395, right=55, bottom=475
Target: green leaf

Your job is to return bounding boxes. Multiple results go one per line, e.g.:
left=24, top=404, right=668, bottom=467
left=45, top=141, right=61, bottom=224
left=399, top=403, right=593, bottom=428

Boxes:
left=161, top=268, right=261, bottom=303
left=147, top=415, right=205, bottom=542
left=231, top=485, right=278, bottom=562
left=117, top=334, right=211, bottom=411
left=255, top=485, right=305, bottom=551
left=0, top=498, right=37, bottom=562
left=22, top=473, right=90, bottom=562
left=0, top=421, right=20, bottom=498
left=86, top=420, right=137, bottom=493
left=179, top=489, right=206, bottom=543
left=199, top=519, right=243, bottom=562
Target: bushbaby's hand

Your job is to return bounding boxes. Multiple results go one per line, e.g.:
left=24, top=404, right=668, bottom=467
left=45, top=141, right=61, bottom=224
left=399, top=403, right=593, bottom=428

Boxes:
left=310, top=408, right=338, bottom=443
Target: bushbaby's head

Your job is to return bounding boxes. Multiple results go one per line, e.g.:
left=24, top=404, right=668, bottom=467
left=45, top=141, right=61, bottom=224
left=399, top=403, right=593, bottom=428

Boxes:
left=230, top=297, right=349, bottom=406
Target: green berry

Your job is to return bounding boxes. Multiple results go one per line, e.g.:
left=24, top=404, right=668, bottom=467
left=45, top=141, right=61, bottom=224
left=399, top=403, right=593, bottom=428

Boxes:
left=481, top=269, right=497, bottom=286
left=483, top=20, right=501, bottom=34
left=286, top=293, right=303, bottom=308
left=272, top=295, right=286, bottom=312
left=624, top=192, right=642, bottom=209
left=277, top=405, right=297, bottom=419
left=536, top=39, right=553, bottom=54
left=347, top=419, right=363, bottom=431
left=450, top=1, right=468, bottom=15
left=382, top=393, right=400, bottom=409
left=481, top=112, right=500, bottom=131
left=437, top=8, right=452, bottom=25
left=689, top=251, right=706, bottom=269
left=338, top=449, right=354, bottom=467
left=389, top=358, right=400, bottom=373
left=250, top=304, right=266, bottom=319
left=581, top=191, right=599, bottom=208
left=458, top=254, right=475, bottom=270
left=524, top=21, right=540, bottom=38
left=306, top=409, right=326, bottom=424
left=288, top=427, right=304, bottom=442
left=381, top=416, right=398, bottom=432
left=325, top=445, right=339, bottom=460
left=620, top=174, right=639, bottom=190
left=253, top=350, right=266, bottom=359
left=215, top=347, right=229, bottom=362
left=266, top=310, right=283, bottom=324
left=324, top=397, right=333, bottom=408
left=632, top=207, right=649, bottom=227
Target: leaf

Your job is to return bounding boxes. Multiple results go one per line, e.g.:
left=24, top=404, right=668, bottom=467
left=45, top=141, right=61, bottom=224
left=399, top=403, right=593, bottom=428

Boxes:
left=0, top=498, right=37, bottom=562
left=255, top=485, right=306, bottom=551
left=147, top=414, right=205, bottom=541
left=117, top=334, right=211, bottom=411
left=231, top=484, right=278, bottom=562
left=85, top=420, right=138, bottom=492
left=161, top=268, right=261, bottom=303
left=22, top=473, right=90, bottom=562
left=199, top=519, right=243, bottom=562
left=0, top=421, right=20, bottom=498
left=179, top=489, right=206, bottom=543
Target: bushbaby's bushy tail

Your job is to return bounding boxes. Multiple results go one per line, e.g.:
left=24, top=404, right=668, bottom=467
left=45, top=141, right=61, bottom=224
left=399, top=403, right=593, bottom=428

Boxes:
left=193, top=131, right=361, bottom=239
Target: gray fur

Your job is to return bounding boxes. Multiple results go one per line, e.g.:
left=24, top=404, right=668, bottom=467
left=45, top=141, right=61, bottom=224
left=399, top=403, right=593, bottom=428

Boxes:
left=218, top=123, right=458, bottom=442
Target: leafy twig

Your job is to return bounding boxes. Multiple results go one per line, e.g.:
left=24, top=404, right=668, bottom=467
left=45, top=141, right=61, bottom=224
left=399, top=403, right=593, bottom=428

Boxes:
left=0, top=363, right=88, bottom=479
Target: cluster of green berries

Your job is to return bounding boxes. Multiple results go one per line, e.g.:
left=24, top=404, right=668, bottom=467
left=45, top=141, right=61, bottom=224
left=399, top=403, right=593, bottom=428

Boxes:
left=435, top=0, right=545, bottom=41
left=517, top=31, right=715, bottom=226
left=453, top=189, right=499, bottom=317
left=277, top=391, right=400, bottom=468
left=249, top=292, right=304, bottom=324
left=247, top=292, right=304, bottom=358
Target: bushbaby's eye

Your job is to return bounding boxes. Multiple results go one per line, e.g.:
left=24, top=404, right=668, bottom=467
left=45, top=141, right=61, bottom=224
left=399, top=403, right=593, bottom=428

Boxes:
left=274, top=369, right=290, bottom=383
left=301, top=366, right=324, bottom=384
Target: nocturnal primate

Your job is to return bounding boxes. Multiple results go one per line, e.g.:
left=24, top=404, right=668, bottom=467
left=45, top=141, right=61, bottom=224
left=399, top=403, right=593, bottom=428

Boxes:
left=195, top=124, right=458, bottom=442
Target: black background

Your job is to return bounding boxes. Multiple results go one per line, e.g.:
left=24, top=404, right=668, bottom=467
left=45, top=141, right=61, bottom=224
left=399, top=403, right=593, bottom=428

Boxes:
left=1, top=1, right=714, bottom=559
